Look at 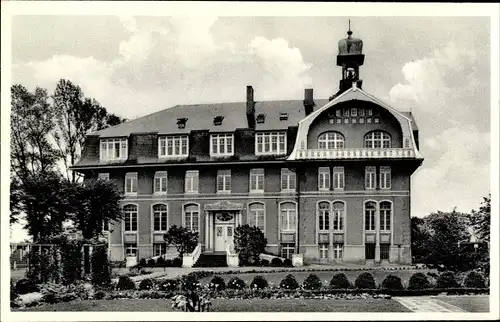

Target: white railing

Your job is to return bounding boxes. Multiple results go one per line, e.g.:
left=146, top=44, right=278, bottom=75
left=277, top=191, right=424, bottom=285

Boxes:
left=296, top=148, right=415, bottom=160
left=226, top=243, right=239, bottom=268
left=182, top=243, right=202, bottom=268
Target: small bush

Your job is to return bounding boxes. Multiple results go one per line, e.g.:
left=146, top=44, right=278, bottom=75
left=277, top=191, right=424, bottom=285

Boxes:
left=94, top=290, right=106, bottom=300
left=271, top=258, right=282, bottom=267
left=157, top=279, right=179, bottom=292
left=139, top=278, right=155, bottom=290
left=464, top=271, right=486, bottom=288
left=172, top=257, right=182, bottom=268
left=303, top=274, right=323, bottom=290
left=156, top=257, right=165, bottom=266
left=408, top=272, right=431, bottom=290
left=209, top=276, right=226, bottom=291
left=382, top=275, right=403, bottom=290
left=437, top=272, right=459, bottom=289
left=283, top=258, right=293, bottom=267
left=40, top=283, right=78, bottom=304
left=116, top=275, right=136, bottom=290
left=279, top=274, right=299, bottom=290
left=354, top=272, right=376, bottom=289
left=147, top=258, right=156, bottom=267
left=139, top=258, right=147, bottom=267
left=260, top=259, right=270, bottom=267
left=227, top=277, right=246, bottom=290
left=250, top=276, right=269, bottom=289
left=15, top=278, right=38, bottom=295
left=330, top=273, right=351, bottom=289
left=181, top=273, right=200, bottom=291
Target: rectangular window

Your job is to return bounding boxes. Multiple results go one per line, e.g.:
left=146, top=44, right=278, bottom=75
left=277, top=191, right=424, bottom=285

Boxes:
left=367, top=118, right=372, bottom=124
left=333, top=167, right=345, bottom=190
left=335, top=109, right=342, bottom=117
left=319, top=244, right=329, bottom=259
left=210, top=134, right=234, bottom=157
left=124, top=172, right=138, bottom=195
left=351, top=118, right=357, bottom=124
left=333, top=244, right=343, bottom=259
left=102, top=220, right=109, bottom=231
left=184, top=204, right=199, bottom=232
left=153, top=204, right=168, bottom=231
left=281, top=243, right=295, bottom=259
left=379, top=166, right=391, bottom=189
left=343, top=108, right=349, bottom=117
left=374, top=117, right=380, bottom=124
left=185, top=170, right=199, bottom=193
left=124, top=210, right=138, bottom=232
left=250, top=168, right=265, bottom=193
left=380, top=202, right=392, bottom=231
left=153, top=243, right=167, bottom=257
left=380, top=244, right=390, bottom=260
left=351, top=108, right=357, bottom=117
left=332, top=202, right=344, bottom=231
left=217, top=169, right=231, bottom=193
left=343, top=118, right=349, bottom=124
left=318, top=203, right=330, bottom=231
left=359, top=118, right=365, bottom=124
left=280, top=203, right=297, bottom=231
left=365, top=208, right=376, bottom=231
left=159, top=136, right=189, bottom=157
left=336, top=118, right=342, bottom=124
left=98, top=173, right=110, bottom=181
left=318, top=167, right=330, bottom=191
left=367, top=108, right=373, bottom=116
left=365, top=166, right=376, bottom=190
left=153, top=171, right=168, bottom=194
left=255, top=132, right=286, bottom=155
left=281, top=168, right=296, bottom=191
left=248, top=203, right=265, bottom=232
left=100, top=138, right=127, bottom=161
left=125, top=243, right=137, bottom=257
left=359, top=108, right=365, bottom=116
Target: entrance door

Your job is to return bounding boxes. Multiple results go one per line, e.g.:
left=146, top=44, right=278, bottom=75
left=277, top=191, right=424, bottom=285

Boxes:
left=214, top=224, right=234, bottom=252
left=365, top=243, right=375, bottom=260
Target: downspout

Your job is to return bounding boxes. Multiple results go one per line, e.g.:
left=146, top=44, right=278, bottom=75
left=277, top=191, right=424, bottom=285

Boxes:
left=295, top=165, right=301, bottom=255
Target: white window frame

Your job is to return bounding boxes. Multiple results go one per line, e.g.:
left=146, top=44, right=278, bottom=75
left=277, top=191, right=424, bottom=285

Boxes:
left=98, top=173, right=110, bottom=181
left=365, top=167, right=376, bottom=190
left=249, top=168, right=265, bottom=193
left=364, top=202, right=376, bottom=231
left=255, top=132, right=287, bottom=155
left=332, top=202, right=344, bottom=232
left=318, top=132, right=345, bottom=150
left=100, top=138, right=128, bottom=161
left=248, top=202, right=265, bottom=233
left=125, top=243, right=138, bottom=258
left=279, top=202, right=297, bottom=232
left=281, top=168, right=296, bottom=192
left=380, top=202, right=392, bottom=232
left=123, top=204, right=138, bottom=232
left=185, top=170, right=199, bottom=194
left=153, top=243, right=167, bottom=257
left=124, top=172, right=138, bottom=195
left=281, top=243, right=295, bottom=259
left=153, top=171, right=168, bottom=194
left=317, top=202, right=330, bottom=232
left=183, top=204, right=200, bottom=233
left=379, top=166, right=392, bottom=189
left=333, top=167, right=345, bottom=190
left=333, top=244, right=343, bottom=259
left=318, top=167, right=330, bottom=191
left=319, top=244, right=329, bottom=259
left=216, top=169, right=232, bottom=193
left=210, top=133, right=234, bottom=157
left=158, top=135, right=189, bottom=158
left=152, top=203, right=168, bottom=232
left=364, top=131, right=391, bottom=149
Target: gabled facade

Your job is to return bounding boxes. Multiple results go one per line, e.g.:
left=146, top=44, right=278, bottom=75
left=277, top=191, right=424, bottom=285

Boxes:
left=73, top=27, right=423, bottom=265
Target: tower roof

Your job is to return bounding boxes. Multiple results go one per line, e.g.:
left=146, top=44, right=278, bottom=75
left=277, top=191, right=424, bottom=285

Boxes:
left=338, top=21, right=363, bottom=56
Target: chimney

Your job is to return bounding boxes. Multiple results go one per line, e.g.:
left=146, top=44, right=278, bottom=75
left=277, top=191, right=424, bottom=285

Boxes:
left=246, top=85, right=255, bottom=128
left=303, top=88, right=315, bottom=116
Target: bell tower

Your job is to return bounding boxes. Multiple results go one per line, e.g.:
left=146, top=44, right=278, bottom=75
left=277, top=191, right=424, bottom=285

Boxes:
left=330, top=20, right=365, bottom=100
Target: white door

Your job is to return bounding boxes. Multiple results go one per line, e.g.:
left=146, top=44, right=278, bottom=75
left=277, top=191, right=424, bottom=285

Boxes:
left=214, top=225, right=234, bottom=251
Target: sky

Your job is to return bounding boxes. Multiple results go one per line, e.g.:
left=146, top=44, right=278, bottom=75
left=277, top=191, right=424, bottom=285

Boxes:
left=7, top=10, right=494, bottom=242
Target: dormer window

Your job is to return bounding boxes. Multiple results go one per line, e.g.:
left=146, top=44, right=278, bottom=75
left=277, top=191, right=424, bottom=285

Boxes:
left=256, top=113, right=266, bottom=124
left=210, top=133, right=234, bottom=157
left=159, top=135, right=189, bottom=157
left=100, top=138, right=127, bottom=161
left=279, top=113, right=288, bottom=121
left=177, top=118, right=187, bottom=129
left=255, top=132, right=286, bottom=155
left=213, top=116, right=224, bottom=126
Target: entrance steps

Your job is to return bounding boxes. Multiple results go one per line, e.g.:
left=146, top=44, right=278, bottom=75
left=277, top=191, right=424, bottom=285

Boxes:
left=193, top=252, right=228, bottom=268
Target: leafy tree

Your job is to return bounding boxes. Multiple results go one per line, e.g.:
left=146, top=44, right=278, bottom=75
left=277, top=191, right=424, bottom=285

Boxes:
left=163, top=225, right=198, bottom=257
left=470, top=195, right=490, bottom=242
left=411, top=216, right=431, bottom=263
left=233, top=224, right=267, bottom=265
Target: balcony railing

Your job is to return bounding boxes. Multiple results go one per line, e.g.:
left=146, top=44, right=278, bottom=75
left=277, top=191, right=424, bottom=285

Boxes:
left=296, top=148, right=415, bottom=160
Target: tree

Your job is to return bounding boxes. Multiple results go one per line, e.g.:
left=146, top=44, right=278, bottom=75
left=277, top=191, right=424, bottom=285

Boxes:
left=233, top=224, right=267, bottom=265
left=411, top=216, right=431, bottom=263
left=163, top=225, right=198, bottom=257
left=470, top=195, right=490, bottom=242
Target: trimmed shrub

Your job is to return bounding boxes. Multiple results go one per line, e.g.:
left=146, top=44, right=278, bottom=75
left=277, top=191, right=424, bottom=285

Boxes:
left=330, top=273, right=351, bottom=289
left=181, top=273, right=200, bottom=291
left=172, top=257, right=182, bottom=268
left=15, top=278, right=38, bottom=295
left=116, top=275, right=136, bottom=290
left=210, top=276, right=226, bottom=291
left=250, top=275, right=269, bottom=289
left=382, top=275, right=403, bottom=290
left=303, top=274, right=323, bottom=290
left=437, top=272, right=459, bottom=289
left=156, top=257, right=165, bottom=266
left=139, top=258, right=147, bottom=267
left=279, top=274, right=299, bottom=290
left=283, top=258, right=293, bottom=267
left=157, top=279, right=179, bottom=292
left=234, top=225, right=267, bottom=265
left=139, top=278, right=155, bottom=290
left=94, top=290, right=106, bottom=300
left=408, top=272, right=431, bottom=290
left=260, top=259, right=270, bottom=267
left=464, top=271, right=486, bottom=288
left=354, top=272, right=376, bottom=289
left=227, top=277, right=246, bottom=290
left=271, top=258, right=282, bottom=267
left=147, top=258, right=156, bottom=267
left=91, top=244, right=111, bottom=287
left=40, top=283, right=78, bottom=304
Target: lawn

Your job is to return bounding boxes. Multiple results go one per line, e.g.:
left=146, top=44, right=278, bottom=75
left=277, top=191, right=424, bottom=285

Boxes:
left=15, top=298, right=411, bottom=312
left=433, top=295, right=489, bottom=313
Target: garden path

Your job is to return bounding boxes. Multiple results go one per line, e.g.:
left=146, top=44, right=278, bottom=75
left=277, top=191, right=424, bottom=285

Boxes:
left=393, top=296, right=465, bottom=312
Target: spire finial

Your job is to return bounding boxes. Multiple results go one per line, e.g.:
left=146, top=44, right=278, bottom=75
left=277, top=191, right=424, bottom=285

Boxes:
left=347, top=19, right=353, bottom=37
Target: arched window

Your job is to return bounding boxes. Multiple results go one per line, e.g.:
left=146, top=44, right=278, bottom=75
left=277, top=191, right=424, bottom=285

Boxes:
left=318, top=132, right=345, bottom=149
left=318, top=202, right=330, bottom=231
left=248, top=202, right=265, bottom=232
left=123, top=204, right=138, bottom=232
left=332, top=202, right=344, bottom=231
left=380, top=202, right=391, bottom=231
left=364, top=131, right=391, bottom=149
left=184, top=204, right=199, bottom=232
left=280, top=202, right=297, bottom=232
left=152, top=204, right=168, bottom=231
left=364, top=202, right=376, bottom=231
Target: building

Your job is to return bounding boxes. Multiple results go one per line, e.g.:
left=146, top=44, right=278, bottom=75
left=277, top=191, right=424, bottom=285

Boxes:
left=73, top=27, right=423, bottom=265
